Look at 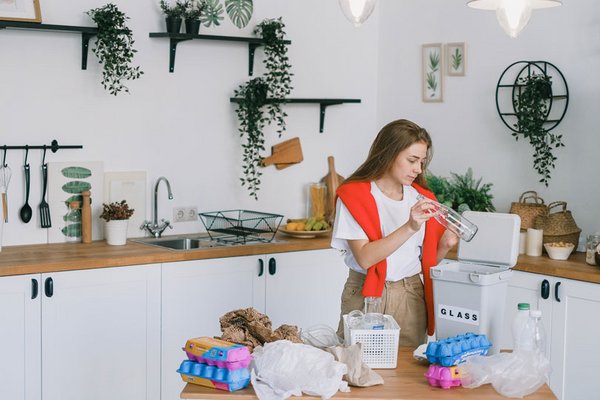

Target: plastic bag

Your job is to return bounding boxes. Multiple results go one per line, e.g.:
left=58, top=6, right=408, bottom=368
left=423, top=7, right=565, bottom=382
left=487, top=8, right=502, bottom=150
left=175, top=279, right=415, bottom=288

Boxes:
left=301, top=324, right=342, bottom=349
left=251, top=340, right=349, bottom=400
left=457, top=351, right=551, bottom=398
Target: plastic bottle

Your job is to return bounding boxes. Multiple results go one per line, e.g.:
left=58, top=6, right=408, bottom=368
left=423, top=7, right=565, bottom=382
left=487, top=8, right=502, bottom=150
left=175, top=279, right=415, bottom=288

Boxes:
left=530, top=309, right=547, bottom=357
left=512, top=303, right=532, bottom=351
left=363, top=296, right=385, bottom=330
left=416, top=194, right=478, bottom=242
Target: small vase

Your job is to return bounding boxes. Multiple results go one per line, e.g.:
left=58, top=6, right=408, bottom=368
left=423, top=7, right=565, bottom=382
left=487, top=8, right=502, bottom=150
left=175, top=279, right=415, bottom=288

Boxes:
left=105, top=220, right=128, bottom=246
left=185, top=19, right=201, bottom=35
left=165, top=16, right=182, bottom=34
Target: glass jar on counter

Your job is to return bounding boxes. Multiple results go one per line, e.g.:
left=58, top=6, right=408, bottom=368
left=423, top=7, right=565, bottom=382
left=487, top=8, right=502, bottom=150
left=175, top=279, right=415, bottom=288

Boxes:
left=306, top=182, right=326, bottom=220
left=585, top=234, right=600, bottom=266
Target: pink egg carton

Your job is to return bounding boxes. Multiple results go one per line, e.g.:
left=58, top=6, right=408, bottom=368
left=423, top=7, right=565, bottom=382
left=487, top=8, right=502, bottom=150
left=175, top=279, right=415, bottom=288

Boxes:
left=424, top=365, right=462, bottom=389
left=184, top=337, right=252, bottom=370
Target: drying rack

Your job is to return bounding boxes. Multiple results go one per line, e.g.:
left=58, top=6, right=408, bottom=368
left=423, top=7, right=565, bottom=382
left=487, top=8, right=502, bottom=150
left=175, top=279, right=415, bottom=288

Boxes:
left=199, top=209, right=283, bottom=245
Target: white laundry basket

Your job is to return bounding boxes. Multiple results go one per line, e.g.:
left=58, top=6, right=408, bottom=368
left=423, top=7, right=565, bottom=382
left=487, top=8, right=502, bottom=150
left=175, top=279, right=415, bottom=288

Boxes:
left=343, top=314, right=400, bottom=369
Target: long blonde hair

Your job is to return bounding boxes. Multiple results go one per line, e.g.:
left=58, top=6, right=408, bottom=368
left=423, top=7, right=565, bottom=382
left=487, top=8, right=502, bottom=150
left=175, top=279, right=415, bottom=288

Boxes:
left=345, top=119, right=433, bottom=188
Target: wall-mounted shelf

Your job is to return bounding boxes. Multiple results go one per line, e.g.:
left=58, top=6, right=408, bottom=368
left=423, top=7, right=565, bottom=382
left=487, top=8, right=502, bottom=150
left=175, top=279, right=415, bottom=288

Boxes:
left=149, top=32, right=291, bottom=75
left=0, top=21, right=98, bottom=70
left=230, top=98, right=361, bottom=133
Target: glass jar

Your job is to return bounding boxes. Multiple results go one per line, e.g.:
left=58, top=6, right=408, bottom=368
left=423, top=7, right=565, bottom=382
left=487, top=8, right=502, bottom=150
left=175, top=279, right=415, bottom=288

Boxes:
left=586, top=234, right=600, bottom=266
left=306, top=182, right=326, bottom=220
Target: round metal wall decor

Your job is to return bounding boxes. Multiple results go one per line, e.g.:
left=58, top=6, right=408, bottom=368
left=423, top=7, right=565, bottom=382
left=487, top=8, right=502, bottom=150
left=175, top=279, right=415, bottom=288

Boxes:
left=495, top=61, right=569, bottom=133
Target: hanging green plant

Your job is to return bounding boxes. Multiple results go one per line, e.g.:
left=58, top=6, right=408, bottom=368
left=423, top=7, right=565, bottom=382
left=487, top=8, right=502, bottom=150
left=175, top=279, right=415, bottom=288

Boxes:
left=86, top=3, right=143, bottom=95
left=225, top=0, right=253, bottom=28
left=513, top=73, right=564, bottom=186
left=233, top=18, right=293, bottom=199
left=201, top=0, right=224, bottom=27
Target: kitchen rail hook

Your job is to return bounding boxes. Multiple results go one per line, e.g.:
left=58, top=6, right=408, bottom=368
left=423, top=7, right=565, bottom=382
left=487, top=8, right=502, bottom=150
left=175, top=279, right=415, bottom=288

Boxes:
left=2, top=146, right=7, bottom=167
left=41, top=146, right=47, bottom=165
left=24, top=146, right=29, bottom=165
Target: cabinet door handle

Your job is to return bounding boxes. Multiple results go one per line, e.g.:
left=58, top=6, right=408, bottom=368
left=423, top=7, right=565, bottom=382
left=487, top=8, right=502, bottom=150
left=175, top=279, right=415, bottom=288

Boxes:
left=258, top=259, right=264, bottom=277
left=44, top=277, right=53, bottom=298
left=31, top=278, right=39, bottom=300
left=555, top=281, right=561, bottom=302
left=541, top=279, right=550, bottom=299
left=268, top=257, right=276, bottom=275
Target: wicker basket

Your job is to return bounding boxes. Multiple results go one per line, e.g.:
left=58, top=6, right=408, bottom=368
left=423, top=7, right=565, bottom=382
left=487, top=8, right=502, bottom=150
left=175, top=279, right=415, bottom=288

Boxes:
left=534, top=201, right=581, bottom=248
left=509, top=191, right=548, bottom=231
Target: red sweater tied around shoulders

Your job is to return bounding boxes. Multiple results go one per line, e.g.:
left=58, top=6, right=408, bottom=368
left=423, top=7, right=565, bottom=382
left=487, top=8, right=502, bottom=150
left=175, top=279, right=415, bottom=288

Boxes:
left=336, top=181, right=445, bottom=335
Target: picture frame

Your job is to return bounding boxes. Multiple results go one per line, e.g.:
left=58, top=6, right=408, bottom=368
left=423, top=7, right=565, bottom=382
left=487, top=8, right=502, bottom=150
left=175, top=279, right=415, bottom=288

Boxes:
left=422, top=43, right=443, bottom=102
left=0, top=0, right=42, bottom=23
left=446, top=42, right=466, bottom=76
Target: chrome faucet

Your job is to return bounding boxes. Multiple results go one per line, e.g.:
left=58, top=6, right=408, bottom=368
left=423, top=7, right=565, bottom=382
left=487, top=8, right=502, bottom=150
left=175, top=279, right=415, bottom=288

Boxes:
left=141, top=176, right=174, bottom=238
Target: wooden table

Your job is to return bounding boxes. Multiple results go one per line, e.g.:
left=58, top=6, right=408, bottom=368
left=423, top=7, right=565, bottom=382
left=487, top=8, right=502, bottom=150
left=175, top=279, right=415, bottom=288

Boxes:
left=180, top=348, right=556, bottom=399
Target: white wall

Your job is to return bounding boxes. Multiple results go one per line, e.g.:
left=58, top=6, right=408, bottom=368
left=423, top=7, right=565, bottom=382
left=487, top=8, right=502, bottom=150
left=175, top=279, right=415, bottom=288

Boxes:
left=377, top=0, right=600, bottom=245
left=0, top=0, right=379, bottom=245
left=2, top=0, right=598, bottom=248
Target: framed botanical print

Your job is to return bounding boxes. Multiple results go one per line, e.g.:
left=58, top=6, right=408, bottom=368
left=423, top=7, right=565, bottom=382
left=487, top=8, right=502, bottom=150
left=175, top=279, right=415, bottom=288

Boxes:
left=0, top=0, right=42, bottom=23
left=446, top=42, right=466, bottom=76
left=422, top=43, right=443, bottom=102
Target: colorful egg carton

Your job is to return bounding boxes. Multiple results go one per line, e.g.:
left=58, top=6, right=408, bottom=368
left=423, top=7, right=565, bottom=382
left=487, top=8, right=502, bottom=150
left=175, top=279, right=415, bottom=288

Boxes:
left=425, top=332, right=491, bottom=367
left=177, top=359, right=251, bottom=392
left=184, top=336, right=252, bottom=370
left=425, top=365, right=462, bottom=389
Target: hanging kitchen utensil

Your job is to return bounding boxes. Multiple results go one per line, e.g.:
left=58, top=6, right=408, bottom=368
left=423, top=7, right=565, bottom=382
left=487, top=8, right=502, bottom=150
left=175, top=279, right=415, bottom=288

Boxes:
left=260, top=137, right=303, bottom=169
left=0, top=151, right=12, bottom=223
left=320, top=156, right=345, bottom=223
left=19, top=147, right=32, bottom=223
left=39, top=148, right=51, bottom=228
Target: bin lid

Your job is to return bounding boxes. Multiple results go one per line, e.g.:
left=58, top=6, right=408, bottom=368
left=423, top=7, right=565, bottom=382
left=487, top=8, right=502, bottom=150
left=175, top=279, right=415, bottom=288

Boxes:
left=457, top=211, right=520, bottom=268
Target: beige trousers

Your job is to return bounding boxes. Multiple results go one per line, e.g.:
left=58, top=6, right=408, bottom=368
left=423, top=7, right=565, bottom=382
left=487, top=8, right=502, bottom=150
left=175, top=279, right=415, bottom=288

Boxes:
left=337, top=269, right=427, bottom=348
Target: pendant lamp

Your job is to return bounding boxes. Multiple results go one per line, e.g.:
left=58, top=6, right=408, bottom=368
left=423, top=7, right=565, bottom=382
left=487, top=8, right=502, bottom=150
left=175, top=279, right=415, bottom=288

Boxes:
left=339, top=0, right=377, bottom=27
left=467, top=0, right=561, bottom=38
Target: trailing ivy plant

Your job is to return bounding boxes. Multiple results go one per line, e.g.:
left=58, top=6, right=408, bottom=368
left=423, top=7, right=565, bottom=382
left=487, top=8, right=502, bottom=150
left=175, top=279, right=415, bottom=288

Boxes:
left=427, top=168, right=495, bottom=213
left=87, top=3, right=143, bottom=96
left=233, top=17, right=293, bottom=199
left=513, top=73, right=564, bottom=186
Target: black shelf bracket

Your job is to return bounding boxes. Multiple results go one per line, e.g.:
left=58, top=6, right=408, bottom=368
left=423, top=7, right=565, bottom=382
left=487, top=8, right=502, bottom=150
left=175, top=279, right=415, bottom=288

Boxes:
left=149, top=32, right=291, bottom=75
left=0, top=21, right=98, bottom=70
left=229, top=98, right=361, bottom=133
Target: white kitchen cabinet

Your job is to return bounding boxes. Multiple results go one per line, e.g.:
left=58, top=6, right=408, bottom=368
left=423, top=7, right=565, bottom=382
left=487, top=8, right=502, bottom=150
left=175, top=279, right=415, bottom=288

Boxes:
left=0, top=274, right=41, bottom=400
left=161, top=249, right=348, bottom=400
left=502, top=270, right=600, bottom=400
left=0, top=265, right=161, bottom=400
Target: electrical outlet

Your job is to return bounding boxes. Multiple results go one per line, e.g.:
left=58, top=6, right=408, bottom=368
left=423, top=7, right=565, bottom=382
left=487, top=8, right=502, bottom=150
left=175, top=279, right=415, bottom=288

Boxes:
left=173, top=206, right=198, bottom=223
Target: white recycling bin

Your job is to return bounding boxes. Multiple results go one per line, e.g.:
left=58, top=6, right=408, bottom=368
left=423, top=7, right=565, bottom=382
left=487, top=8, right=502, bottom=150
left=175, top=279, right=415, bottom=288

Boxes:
left=431, top=211, right=520, bottom=354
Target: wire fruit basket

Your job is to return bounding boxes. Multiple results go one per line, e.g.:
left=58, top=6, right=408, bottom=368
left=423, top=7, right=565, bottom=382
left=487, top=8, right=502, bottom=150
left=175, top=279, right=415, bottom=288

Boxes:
left=199, top=209, right=283, bottom=245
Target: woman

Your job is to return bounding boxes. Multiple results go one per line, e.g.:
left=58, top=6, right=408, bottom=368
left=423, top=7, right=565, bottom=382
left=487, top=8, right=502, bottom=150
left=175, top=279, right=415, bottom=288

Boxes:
left=332, top=119, right=457, bottom=347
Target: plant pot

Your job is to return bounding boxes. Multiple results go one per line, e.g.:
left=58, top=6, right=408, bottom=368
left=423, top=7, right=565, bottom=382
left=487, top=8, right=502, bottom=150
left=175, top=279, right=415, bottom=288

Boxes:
left=185, top=19, right=201, bottom=35
left=105, top=220, right=128, bottom=246
left=165, top=16, right=182, bottom=34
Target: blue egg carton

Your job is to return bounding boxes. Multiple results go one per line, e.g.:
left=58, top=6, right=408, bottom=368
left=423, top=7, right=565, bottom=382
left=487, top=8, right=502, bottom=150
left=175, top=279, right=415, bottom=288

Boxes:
left=425, top=332, right=491, bottom=367
left=177, top=359, right=250, bottom=391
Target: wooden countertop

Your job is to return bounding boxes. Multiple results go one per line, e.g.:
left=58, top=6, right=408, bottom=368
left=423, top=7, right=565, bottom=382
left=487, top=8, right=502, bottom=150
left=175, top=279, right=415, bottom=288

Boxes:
left=1, top=234, right=599, bottom=284
left=179, top=347, right=556, bottom=399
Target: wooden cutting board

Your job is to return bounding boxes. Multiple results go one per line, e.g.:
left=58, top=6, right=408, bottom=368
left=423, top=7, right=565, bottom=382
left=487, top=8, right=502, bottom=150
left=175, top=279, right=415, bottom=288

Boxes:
left=320, top=156, right=345, bottom=222
left=261, top=137, right=303, bottom=169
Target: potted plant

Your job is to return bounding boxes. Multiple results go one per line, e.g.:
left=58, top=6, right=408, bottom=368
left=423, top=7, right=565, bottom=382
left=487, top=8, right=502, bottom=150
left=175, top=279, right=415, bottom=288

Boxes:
left=183, top=0, right=207, bottom=34
left=159, top=0, right=186, bottom=33
left=427, top=168, right=495, bottom=213
left=513, top=73, right=564, bottom=187
left=100, top=200, right=134, bottom=245
left=86, top=4, right=143, bottom=96
left=233, top=18, right=293, bottom=199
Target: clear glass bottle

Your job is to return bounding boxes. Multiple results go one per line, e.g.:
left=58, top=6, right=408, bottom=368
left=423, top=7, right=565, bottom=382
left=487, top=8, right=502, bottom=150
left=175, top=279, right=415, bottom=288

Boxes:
left=416, top=194, right=479, bottom=242
left=586, top=234, right=600, bottom=266
left=362, top=296, right=385, bottom=330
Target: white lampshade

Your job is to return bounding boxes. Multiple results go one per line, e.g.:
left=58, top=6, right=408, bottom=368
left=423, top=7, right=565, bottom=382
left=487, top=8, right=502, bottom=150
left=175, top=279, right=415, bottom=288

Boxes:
left=467, top=0, right=561, bottom=38
left=339, top=0, right=377, bottom=27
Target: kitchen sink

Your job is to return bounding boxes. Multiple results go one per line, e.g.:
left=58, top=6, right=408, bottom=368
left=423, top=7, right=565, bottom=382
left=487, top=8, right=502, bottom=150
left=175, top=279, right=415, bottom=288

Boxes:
left=131, top=234, right=287, bottom=251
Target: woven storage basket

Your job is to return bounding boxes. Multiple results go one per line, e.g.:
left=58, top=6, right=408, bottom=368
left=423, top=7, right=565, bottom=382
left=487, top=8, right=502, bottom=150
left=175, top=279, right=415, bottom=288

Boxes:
left=509, top=191, right=548, bottom=231
left=534, top=201, right=581, bottom=248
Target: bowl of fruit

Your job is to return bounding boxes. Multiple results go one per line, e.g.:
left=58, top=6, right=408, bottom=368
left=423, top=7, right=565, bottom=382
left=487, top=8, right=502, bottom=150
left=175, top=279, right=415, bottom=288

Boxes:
left=279, top=217, right=331, bottom=238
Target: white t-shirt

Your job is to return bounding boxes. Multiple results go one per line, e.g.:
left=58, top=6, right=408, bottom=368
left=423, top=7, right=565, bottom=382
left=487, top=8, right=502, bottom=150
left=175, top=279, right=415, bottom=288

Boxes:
left=331, top=182, right=425, bottom=281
